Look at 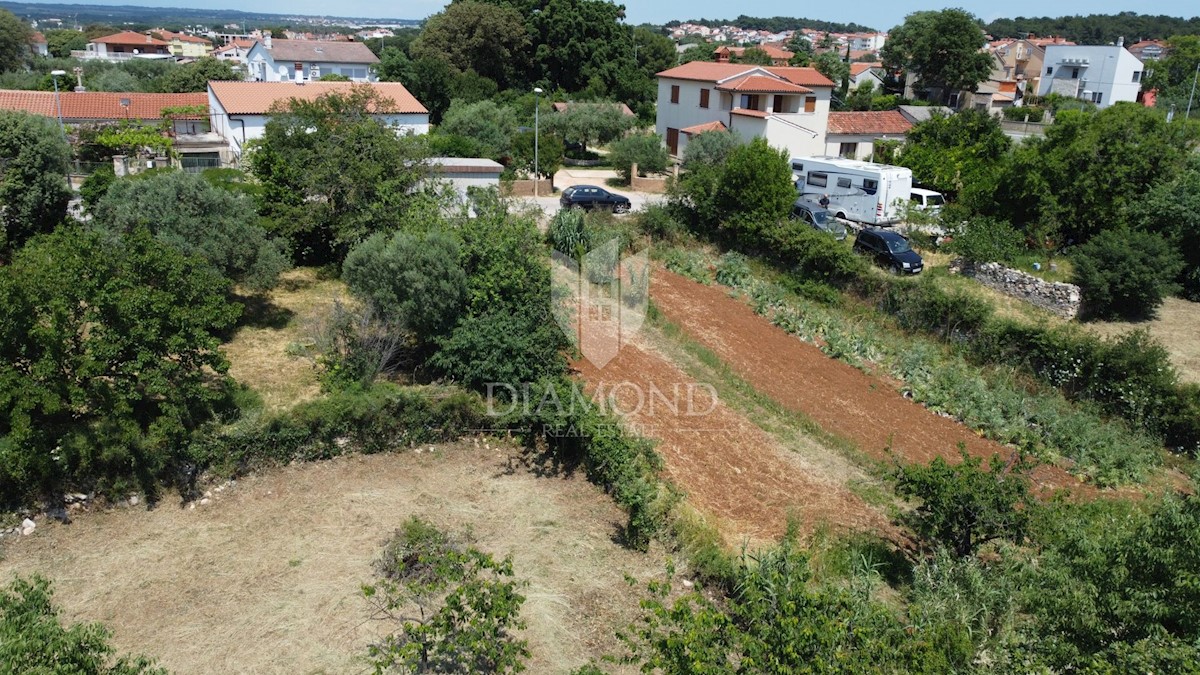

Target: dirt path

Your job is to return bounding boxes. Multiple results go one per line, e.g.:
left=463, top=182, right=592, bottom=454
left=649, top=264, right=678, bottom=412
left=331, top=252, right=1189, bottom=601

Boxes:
left=0, top=445, right=661, bottom=674
left=650, top=269, right=1084, bottom=493
left=575, top=340, right=896, bottom=547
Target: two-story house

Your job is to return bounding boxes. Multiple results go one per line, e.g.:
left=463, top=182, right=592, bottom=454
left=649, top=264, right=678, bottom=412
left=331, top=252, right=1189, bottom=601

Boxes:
left=244, top=34, right=380, bottom=83
left=1037, top=43, right=1144, bottom=108
left=207, top=81, right=428, bottom=158
left=656, top=61, right=835, bottom=157
left=713, top=45, right=795, bottom=67
left=153, top=30, right=214, bottom=58
left=82, top=31, right=172, bottom=60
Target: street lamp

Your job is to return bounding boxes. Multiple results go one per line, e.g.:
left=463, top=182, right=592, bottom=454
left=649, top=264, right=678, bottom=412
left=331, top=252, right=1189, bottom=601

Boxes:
left=50, top=70, right=67, bottom=137
left=533, top=86, right=543, bottom=197
left=1187, top=62, right=1200, bottom=120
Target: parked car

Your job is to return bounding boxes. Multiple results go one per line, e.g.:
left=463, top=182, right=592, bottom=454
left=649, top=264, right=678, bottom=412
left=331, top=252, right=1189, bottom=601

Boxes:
left=559, top=185, right=632, bottom=213
left=909, top=187, right=945, bottom=212
left=853, top=228, right=924, bottom=274
left=791, top=198, right=846, bottom=240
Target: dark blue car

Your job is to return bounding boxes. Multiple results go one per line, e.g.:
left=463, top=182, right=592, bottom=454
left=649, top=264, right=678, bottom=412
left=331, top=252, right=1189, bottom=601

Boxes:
left=853, top=228, right=923, bottom=274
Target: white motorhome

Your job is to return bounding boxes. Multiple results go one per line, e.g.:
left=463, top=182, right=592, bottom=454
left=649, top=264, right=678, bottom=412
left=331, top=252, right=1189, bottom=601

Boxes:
left=791, top=156, right=913, bottom=225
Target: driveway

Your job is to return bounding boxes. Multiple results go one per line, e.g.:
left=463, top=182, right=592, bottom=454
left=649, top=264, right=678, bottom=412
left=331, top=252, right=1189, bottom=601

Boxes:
left=514, top=167, right=666, bottom=219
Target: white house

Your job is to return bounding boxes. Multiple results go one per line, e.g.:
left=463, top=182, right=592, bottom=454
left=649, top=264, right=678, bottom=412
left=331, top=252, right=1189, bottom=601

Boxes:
left=207, top=81, right=428, bottom=157
left=849, top=62, right=886, bottom=90
left=1037, top=44, right=1144, bottom=108
left=655, top=61, right=835, bottom=158
left=824, top=110, right=913, bottom=161
left=244, top=34, right=380, bottom=83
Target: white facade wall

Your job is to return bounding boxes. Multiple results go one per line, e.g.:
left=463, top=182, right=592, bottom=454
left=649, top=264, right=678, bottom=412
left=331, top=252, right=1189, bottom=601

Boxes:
left=1037, top=45, right=1143, bottom=108
left=824, top=134, right=904, bottom=161
left=245, top=43, right=378, bottom=83
left=656, top=75, right=832, bottom=157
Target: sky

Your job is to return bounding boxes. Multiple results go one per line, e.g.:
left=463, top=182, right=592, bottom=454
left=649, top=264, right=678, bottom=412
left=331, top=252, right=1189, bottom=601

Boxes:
left=14, top=0, right=1199, bottom=33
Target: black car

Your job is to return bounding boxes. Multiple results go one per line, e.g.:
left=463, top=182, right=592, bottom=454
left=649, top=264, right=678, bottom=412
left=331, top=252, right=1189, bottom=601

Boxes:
left=791, top=198, right=846, bottom=240
left=559, top=185, right=632, bottom=214
left=853, top=228, right=923, bottom=274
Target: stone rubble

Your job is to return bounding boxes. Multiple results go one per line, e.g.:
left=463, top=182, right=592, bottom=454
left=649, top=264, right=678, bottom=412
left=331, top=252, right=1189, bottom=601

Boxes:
left=949, top=259, right=1082, bottom=319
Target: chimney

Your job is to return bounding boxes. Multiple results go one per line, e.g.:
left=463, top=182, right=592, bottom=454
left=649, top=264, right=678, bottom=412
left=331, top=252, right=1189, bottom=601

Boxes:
left=264, top=30, right=272, bottom=49
left=1117, top=36, right=1124, bottom=47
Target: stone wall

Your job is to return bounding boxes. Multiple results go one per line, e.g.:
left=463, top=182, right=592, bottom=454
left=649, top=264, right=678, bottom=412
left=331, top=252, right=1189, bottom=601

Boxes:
left=949, top=259, right=1082, bottom=319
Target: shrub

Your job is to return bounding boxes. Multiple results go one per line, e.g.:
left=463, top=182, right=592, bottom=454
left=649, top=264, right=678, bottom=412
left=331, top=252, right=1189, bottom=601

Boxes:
left=715, top=251, right=753, bottom=286
left=1002, top=105, right=1045, bottom=122
left=636, top=203, right=687, bottom=243
left=310, top=300, right=409, bottom=392
left=946, top=217, right=1025, bottom=264
left=1071, top=228, right=1184, bottom=320
left=430, top=307, right=568, bottom=391
left=714, top=137, right=794, bottom=230
left=879, top=277, right=994, bottom=340
left=0, top=575, right=166, bottom=674
left=681, top=129, right=740, bottom=170
left=608, top=131, right=668, bottom=182
left=765, top=222, right=867, bottom=287
left=893, top=448, right=1034, bottom=558
left=342, top=228, right=467, bottom=340
left=79, top=164, right=116, bottom=213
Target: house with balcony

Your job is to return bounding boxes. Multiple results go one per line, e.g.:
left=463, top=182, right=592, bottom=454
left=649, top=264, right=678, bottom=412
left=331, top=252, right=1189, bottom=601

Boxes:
left=153, top=30, right=213, bottom=58
left=207, top=81, right=427, bottom=157
left=656, top=61, right=834, bottom=158
left=713, top=45, right=795, bottom=66
left=81, top=31, right=172, bottom=60
left=1036, top=43, right=1144, bottom=108
left=824, top=110, right=912, bottom=160
left=244, top=33, right=380, bottom=83
left=1127, top=39, right=1169, bottom=61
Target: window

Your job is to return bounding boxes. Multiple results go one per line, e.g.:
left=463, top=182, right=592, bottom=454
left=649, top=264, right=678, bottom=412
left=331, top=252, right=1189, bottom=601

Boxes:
left=807, top=172, right=828, bottom=188
left=1071, top=67, right=1079, bottom=79
left=836, top=176, right=852, bottom=187
left=947, top=92, right=960, bottom=108
left=804, top=97, right=816, bottom=113
left=773, top=95, right=784, bottom=112
left=739, top=94, right=761, bottom=110
left=791, top=161, right=804, bottom=172
left=862, top=178, right=878, bottom=195
left=699, top=88, right=710, bottom=108
left=1132, top=71, right=1142, bottom=83
left=670, top=85, right=680, bottom=104
left=1046, top=66, right=1053, bottom=75
left=294, top=62, right=303, bottom=73
left=1091, top=91, right=1103, bottom=104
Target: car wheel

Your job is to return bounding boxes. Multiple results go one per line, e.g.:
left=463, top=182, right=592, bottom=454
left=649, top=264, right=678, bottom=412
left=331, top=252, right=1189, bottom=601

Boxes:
left=613, top=202, right=630, bottom=214
left=890, top=263, right=902, bottom=275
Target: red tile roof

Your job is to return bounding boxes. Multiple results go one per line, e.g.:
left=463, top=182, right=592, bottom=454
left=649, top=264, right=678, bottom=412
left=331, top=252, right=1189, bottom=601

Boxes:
left=850, top=62, right=883, bottom=76
left=0, top=89, right=207, bottom=120
left=714, top=45, right=794, bottom=60
left=657, top=61, right=834, bottom=88
left=827, top=110, right=912, bottom=135
left=155, top=30, right=211, bottom=45
left=730, top=108, right=769, bottom=119
left=681, top=120, right=727, bottom=135
left=208, top=81, right=427, bottom=115
left=552, top=101, right=636, bottom=117
left=717, top=74, right=812, bottom=94
left=92, top=31, right=169, bottom=47
left=30, top=32, right=46, bottom=44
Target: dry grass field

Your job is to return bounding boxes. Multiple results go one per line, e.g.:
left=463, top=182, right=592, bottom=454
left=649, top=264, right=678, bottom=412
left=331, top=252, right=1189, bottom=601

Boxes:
left=1088, top=297, right=1200, bottom=385
left=0, top=442, right=666, bottom=674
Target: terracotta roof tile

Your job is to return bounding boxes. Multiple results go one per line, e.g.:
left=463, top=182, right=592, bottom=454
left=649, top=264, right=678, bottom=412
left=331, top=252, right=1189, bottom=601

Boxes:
left=208, top=81, right=426, bottom=115
left=731, top=108, right=769, bottom=119
left=155, top=30, right=211, bottom=45
left=657, top=61, right=834, bottom=88
left=92, top=31, right=169, bottom=46
left=827, top=110, right=912, bottom=135
left=850, top=62, right=883, bottom=76
left=262, top=39, right=379, bottom=64
left=681, top=120, right=727, bottom=135
left=552, top=101, right=635, bottom=116
left=0, top=90, right=207, bottom=120
left=30, top=32, right=46, bottom=44
left=717, top=74, right=812, bottom=94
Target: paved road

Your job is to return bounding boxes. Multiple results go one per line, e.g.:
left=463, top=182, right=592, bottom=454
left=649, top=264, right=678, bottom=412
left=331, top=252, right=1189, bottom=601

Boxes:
left=512, top=167, right=666, bottom=220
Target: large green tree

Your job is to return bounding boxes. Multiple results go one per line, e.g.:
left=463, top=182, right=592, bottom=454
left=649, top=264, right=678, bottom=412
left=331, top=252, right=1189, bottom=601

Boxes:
left=437, top=99, right=520, bottom=161
left=158, top=57, right=240, bottom=93
left=543, top=101, right=635, bottom=152
left=0, top=9, right=31, bottom=72
left=714, top=137, right=795, bottom=230
left=1127, top=158, right=1200, bottom=299
left=882, top=9, right=994, bottom=105
left=0, top=111, right=71, bottom=255
left=247, top=86, right=431, bottom=265
left=92, top=171, right=290, bottom=291
left=44, top=28, right=89, bottom=58
left=897, top=109, right=1011, bottom=202
left=0, top=227, right=240, bottom=505
left=409, top=1, right=530, bottom=90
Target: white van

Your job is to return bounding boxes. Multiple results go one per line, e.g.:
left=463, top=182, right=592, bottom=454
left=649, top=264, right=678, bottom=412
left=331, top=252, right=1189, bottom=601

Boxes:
left=790, top=156, right=913, bottom=226
left=909, top=187, right=946, bottom=213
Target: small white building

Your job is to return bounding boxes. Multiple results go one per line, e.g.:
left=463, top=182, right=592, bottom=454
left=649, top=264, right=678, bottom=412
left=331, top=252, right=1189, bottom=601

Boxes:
left=655, top=61, right=834, bottom=158
left=429, top=157, right=504, bottom=201
left=824, top=110, right=913, bottom=161
left=207, top=81, right=428, bottom=158
left=244, top=34, right=380, bottom=83
left=1037, top=44, right=1144, bottom=108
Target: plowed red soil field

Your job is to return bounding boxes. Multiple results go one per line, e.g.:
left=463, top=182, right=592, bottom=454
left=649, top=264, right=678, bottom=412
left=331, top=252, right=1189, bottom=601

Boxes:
left=649, top=268, right=1085, bottom=494
left=574, top=341, right=897, bottom=546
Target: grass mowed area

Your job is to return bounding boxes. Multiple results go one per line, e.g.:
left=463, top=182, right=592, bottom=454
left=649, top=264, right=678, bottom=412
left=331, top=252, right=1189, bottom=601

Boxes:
left=224, top=268, right=346, bottom=411
left=0, top=442, right=663, bottom=673
left=1088, top=296, right=1200, bottom=385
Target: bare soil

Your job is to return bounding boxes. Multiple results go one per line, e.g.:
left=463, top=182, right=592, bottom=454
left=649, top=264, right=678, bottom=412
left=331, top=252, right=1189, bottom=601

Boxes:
left=0, top=443, right=662, bottom=674
left=574, top=338, right=897, bottom=549
left=649, top=268, right=1088, bottom=494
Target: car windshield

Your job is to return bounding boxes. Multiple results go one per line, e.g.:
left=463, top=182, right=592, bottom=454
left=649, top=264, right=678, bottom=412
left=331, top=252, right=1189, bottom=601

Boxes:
left=926, top=194, right=945, bottom=206
left=886, top=238, right=912, bottom=254
left=811, top=210, right=830, bottom=225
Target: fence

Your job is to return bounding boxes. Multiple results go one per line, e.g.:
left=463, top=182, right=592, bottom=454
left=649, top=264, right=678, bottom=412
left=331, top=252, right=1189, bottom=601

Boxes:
left=180, top=157, right=223, bottom=173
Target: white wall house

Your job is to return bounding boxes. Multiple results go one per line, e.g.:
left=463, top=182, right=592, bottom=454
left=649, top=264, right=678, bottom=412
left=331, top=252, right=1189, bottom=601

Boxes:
left=244, top=34, right=380, bottom=83
left=207, top=81, right=428, bottom=158
left=823, top=110, right=913, bottom=161
left=849, top=63, right=886, bottom=90
left=1037, top=44, right=1144, bottom=108
left=655, top=61, right=834, bottom=158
